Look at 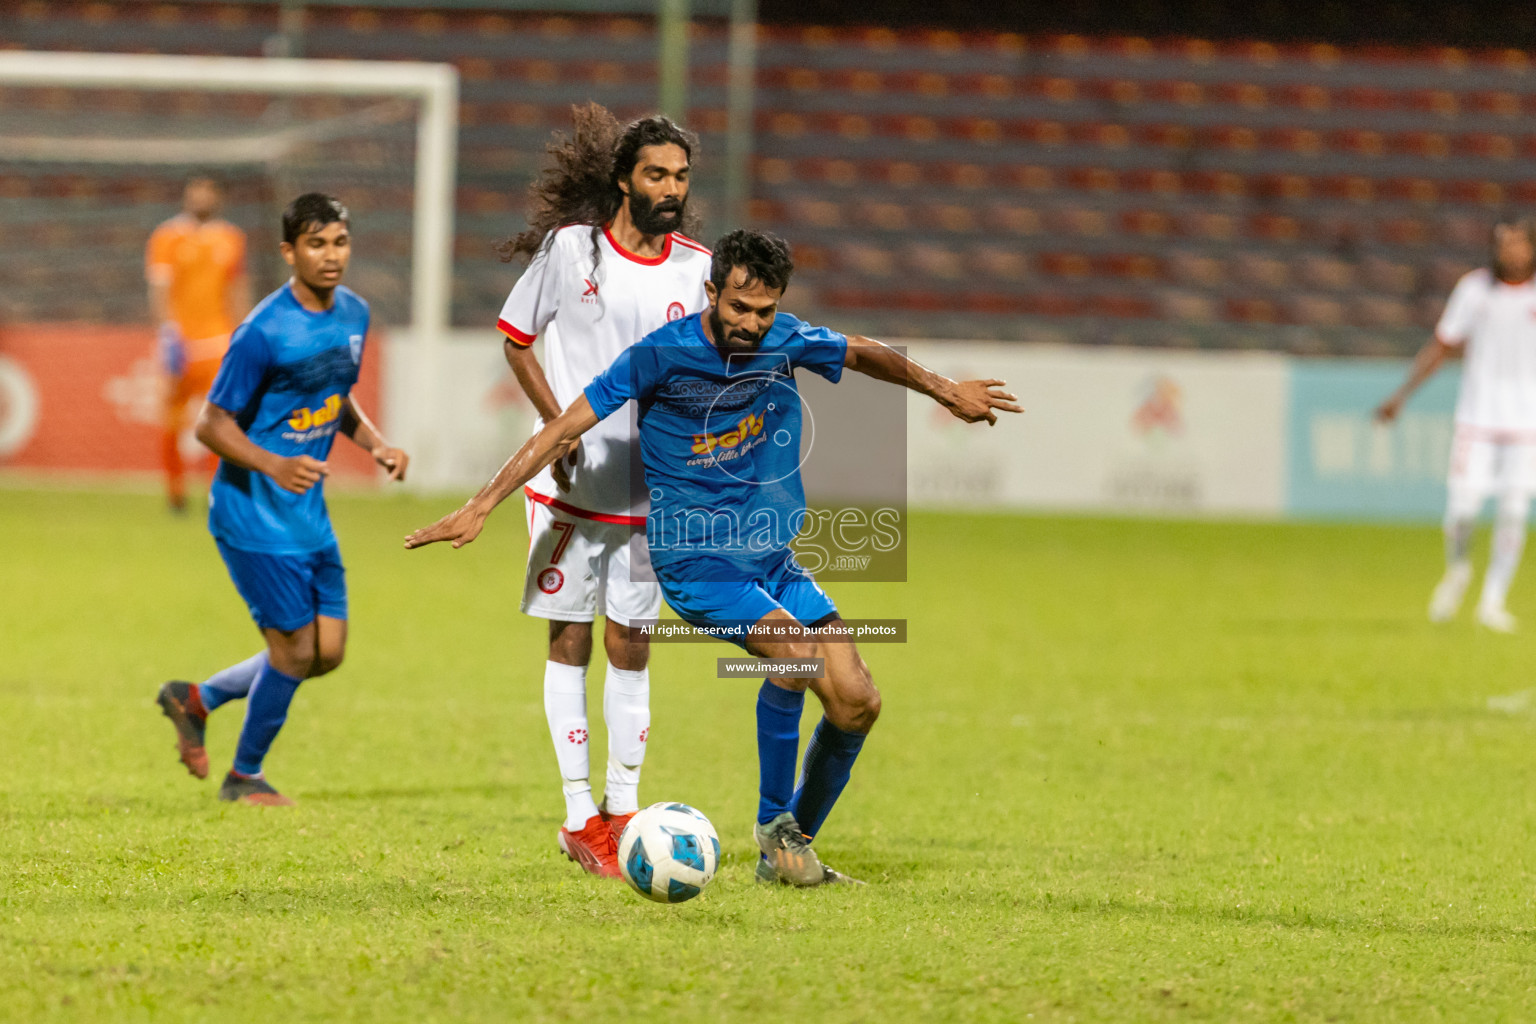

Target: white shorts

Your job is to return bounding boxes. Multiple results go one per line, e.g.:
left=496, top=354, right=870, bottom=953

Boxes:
left=1447, top=429, right=1536, bottom=511
left=521, top=497, right=661, bottom=626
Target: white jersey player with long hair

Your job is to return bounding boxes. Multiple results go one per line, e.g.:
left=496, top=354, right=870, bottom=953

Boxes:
left=492, top=104, right=710, bottom=877
left=1378, top=216, right=1536, bottom=632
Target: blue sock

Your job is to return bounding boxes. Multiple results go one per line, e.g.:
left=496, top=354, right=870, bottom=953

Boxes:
left=756, top=681, right=805, bottom=825
left=232, top=661, right=303, bottom=776
left=790, top=717, right=867, bottom=840
left=198, top=652, right=267, bottom=713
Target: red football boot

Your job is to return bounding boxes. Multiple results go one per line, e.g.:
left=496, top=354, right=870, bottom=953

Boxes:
left=217, top=770, right=295, bottom=806
left=558, top=813, right=621, bottom=878
left=599, top=801, right=636, bottom=847
left=156, top=681, right=209, bottom=779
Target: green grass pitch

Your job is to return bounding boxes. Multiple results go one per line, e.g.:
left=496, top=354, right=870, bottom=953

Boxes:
left=5, top=487, right=1536, bottom=1022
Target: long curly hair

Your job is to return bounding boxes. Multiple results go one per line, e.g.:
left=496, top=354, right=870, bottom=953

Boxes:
left=496, top=103, right=702, bottom=269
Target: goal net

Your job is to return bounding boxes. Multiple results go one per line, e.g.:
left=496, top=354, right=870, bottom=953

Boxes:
left=0, top=51, right=457, bottom=476
left=0, top=55, right=454, bottom=485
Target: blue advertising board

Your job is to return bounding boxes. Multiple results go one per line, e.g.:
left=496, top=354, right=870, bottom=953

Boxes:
left=1285, top=359, right=1461, bottom=521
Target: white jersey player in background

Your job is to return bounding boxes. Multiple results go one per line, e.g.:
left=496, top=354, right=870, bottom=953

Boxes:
left=1378, top=216, right=1536, bottom=632
left=492, top=105, right=710, bottom=877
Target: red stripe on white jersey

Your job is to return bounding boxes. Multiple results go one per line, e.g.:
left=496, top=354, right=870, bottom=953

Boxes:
left=498, top=318, right=536, bottom=347
left=603, top=227, right=672, bottom=266
left=525, top=487, right=645, bottom=526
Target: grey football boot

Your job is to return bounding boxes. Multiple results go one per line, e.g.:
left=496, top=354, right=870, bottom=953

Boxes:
left=753, top=811, right=826, bottom=886
left=818, top=863, right=867, bottom=886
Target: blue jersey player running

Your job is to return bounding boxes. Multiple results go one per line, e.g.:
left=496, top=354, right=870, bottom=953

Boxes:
left=406, top=230, right=1018, bottom=884
left=156, top=193, right=409, bottom=806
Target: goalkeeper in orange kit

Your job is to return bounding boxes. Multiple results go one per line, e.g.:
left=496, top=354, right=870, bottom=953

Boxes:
left=146, top=173, right=251, bottom=512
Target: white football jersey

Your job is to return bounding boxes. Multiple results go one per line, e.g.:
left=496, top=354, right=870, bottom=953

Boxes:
left=1437, top=268, right=1536, bottom=434
left=498, top=224, right=711, bottom=519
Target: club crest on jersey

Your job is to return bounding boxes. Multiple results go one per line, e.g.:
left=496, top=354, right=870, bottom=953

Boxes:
left=667, top=301, right=686, bottom=322
left=349, top=334, right=363, bottom=365
left=538, top=567, right=565, bottom=594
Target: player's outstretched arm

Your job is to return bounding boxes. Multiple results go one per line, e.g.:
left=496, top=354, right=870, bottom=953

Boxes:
left=1375, top=336, right=1454, bottom=424
left=842, top=334, right=1023, bottom=426
left=404, top=395, right=600, bottom=550
left=194, top=402, right=327, bottom=495
left=340, top=396, right=409, bottom=482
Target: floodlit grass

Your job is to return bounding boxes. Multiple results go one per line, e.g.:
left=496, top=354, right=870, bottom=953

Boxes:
left=5, top=488, right=1536, bottom=1021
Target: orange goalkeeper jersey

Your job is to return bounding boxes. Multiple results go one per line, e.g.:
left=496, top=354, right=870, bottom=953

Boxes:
left=145, top=214, right=246, bottom=348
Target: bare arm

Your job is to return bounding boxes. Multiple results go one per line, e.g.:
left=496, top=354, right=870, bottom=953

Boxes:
left=340, top=395, right=409, bottom=482
left=505, top=340, right=562, bottom=420
left=194, top=402, right=327, bottom=495
left=148, top=277, right=172, bottom=325
left=405, top=394, right=600, bottom=550
left=1376, top=337, right=1456, bottom=423
left=506, top=339, right=579, bottom=490
left=842, top=334, right=1023, bottom=425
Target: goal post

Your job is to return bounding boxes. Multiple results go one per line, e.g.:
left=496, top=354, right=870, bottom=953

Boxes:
left=0, top=54, right=454, bottom=488
left=0, top=49, right=459, bottom=349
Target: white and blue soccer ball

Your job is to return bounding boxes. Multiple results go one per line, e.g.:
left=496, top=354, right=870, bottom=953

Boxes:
left=617, top=802, right=720, bottom=904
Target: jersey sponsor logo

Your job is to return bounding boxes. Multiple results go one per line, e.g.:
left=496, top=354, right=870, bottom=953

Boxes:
left=538, top=566, right=565, bottom=593
left=690, top=411, right=766, bottom=456
left=581, top=278, right=599, bottom=304
left=667, top=301, right=685, bottom=322
left=286, top=393, right=343, bottom=436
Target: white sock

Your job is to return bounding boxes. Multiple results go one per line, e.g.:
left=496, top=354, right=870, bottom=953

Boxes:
left=1445, top=517, right=1475, bottom=567
left=1482, top=499, right=1530, bottom=611
left=602, top=664, right=650, bottom=816
left=544, top=660, right=599, bottom=831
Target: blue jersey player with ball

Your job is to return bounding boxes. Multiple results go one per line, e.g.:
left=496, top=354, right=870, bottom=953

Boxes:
left=156, top=193, right=409, bottom=806
left=407, top=230, right=1018, bottom=885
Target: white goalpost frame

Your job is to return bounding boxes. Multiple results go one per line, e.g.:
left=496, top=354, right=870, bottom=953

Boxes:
left=0, top=50, right=459, bottom=474
left=0, top=50, right=459, bottom=347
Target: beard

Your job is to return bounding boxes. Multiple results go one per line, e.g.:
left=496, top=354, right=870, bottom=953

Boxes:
left=629, top=190, right=687, bottom=237
left=708, top=304, right=764, bottom=352
left=1495, top=255, right=1535, bottom=283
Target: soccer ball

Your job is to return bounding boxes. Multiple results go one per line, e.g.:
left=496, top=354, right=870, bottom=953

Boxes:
left=617, top=802, right=720, bottom=904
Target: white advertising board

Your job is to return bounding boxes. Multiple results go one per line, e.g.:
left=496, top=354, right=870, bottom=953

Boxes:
left=391, top=335, right=1291, bottom=517
left=902, top=343, right=1289, bottom=516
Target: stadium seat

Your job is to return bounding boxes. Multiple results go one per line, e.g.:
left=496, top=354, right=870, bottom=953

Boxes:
left=6, top=4, right=1531, bottom=347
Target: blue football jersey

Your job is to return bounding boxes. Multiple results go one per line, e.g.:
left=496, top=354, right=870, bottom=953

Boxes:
left=583, top=311, right=848, bottom=574
left=206, top=282, right=369, bottom=554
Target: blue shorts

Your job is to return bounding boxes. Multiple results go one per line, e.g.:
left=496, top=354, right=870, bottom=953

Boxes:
left=216, top=540, right=347, bottom=633
left=657, top=553, right=839, bottom=650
